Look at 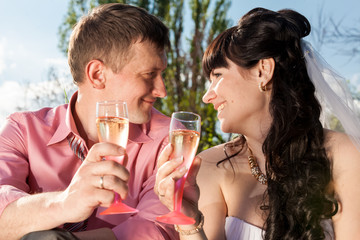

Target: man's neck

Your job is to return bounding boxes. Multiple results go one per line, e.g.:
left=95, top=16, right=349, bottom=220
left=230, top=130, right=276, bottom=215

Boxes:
left=72, top=91, right=99, bottom=149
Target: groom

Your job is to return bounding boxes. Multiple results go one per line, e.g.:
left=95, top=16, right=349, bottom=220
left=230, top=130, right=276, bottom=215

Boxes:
left=0, top=3, right=178, bottom=240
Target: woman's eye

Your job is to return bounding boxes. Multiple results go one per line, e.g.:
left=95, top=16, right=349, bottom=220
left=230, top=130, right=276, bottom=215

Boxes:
left=212, top=72, right=222, bottom=78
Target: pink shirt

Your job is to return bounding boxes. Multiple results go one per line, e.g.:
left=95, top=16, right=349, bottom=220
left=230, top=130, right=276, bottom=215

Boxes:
left=0, top=92, right=178, bottom=240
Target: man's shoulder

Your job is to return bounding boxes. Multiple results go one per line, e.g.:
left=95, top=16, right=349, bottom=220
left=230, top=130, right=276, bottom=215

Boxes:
left=146, top=108, right=170, bottom=141
left=150, top=108, right=171, bottom=127
left=8, top=104, right=68, bottom=128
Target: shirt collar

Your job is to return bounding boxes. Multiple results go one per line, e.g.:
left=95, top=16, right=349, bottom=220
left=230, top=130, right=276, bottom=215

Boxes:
left=48, top=91, right=153, bottom=145
left=47, top=92, right=78, bottom=146
left=128, top=122, right=153, bottom=143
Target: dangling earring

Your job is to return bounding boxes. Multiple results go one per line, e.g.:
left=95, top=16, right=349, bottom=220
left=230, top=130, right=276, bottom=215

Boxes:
left=259, top=82, right=267, bottom=92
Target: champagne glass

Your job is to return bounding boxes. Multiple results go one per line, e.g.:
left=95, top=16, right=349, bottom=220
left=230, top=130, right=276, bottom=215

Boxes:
left=156, top=111, right=201, bottom=225
left=96, top=100, right=138, bottom=215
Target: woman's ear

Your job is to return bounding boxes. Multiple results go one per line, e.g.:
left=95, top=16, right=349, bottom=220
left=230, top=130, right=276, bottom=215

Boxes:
left=86, top=59, right=106, bottom=89
left=258, top=58, right=275, bottom=86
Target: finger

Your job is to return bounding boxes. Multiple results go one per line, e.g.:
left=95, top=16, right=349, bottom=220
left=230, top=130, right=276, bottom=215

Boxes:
left=156, top=144, right=173, bottom=169
left=91, top=173, right=129, bottom=200
left=90, top=188, right=118, bottom=208
left=157, top=177, right=175, bottom=210
left=100, top=175, right=129, bottom=199
left=86, top=142, right=126, bottom=163
left=164, top=177, right=176, bottom=209
left=187, top=156, right=202, bottom=185
left=155, top=156, right=183, bottom=195
left=90, top=160, right=130, bottom=183
left=157, top=163, right=187, bottom=198
left=168, top=165, right=187, bottom=181
left=122, top=152, right=128, bottom=167
left=158, top=156, right=184, bottom=178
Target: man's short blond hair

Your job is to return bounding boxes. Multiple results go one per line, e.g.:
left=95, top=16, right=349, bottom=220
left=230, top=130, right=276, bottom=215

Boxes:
left=68, top=3, right=170, bottom=84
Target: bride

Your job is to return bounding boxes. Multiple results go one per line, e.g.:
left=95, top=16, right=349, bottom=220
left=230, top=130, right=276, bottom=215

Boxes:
left=155, top=7, right=360, bottom=240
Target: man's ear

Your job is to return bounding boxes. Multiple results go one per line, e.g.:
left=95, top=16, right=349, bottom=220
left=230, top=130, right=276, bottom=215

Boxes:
left=258, top=58, right=275, bottom=86
left=86, top=59, right=106, bottom=89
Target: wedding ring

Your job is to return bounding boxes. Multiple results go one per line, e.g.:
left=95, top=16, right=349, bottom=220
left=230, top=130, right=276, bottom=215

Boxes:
left=100, top=176, right=104, bottom=189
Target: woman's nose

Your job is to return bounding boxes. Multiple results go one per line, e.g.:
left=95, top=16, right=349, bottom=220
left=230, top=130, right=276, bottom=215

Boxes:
left=202, top=87, right=215, bottom=104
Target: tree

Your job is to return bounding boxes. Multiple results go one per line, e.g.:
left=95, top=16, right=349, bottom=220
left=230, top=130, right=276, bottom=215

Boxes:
left=330, top=18, right=360, bottom=61
left=58, top=0, right=232, bottom=151
left=310, top=8, right=360, bottom=132
left=14, top=67, right=76, bottom=112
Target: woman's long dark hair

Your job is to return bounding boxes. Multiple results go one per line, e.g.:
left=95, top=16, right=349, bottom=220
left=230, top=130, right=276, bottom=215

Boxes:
left=203, top=8, right=336, bottom=240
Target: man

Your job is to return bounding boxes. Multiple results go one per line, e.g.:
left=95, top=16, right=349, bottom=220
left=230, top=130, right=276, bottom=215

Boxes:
left=0, top=3, right=177, bottom=240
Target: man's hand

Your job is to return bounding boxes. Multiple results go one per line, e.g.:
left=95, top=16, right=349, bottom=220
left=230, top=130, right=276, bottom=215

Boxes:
left=58, top=142, right=130, bottom=223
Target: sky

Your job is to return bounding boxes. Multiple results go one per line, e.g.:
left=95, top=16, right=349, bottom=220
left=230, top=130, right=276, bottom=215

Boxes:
left=0, top=0, right=359, bottom=128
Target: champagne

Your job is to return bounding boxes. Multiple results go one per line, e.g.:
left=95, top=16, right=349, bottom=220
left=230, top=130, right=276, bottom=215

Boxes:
left=95, top=101, right=138, bottom=215
left=170, top=129, right=200, bottom=212
left=170, top=129, right=200, bottom=173
left=156, top=111, right=201, bottom=225
left=96, top=116, right=129, bottom=148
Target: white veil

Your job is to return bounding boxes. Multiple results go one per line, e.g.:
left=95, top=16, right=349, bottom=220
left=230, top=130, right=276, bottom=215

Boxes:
left=301, top=40, right=360, bottom=150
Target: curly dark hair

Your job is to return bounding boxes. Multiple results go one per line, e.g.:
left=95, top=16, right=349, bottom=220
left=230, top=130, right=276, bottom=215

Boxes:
left=203, top=8, right=337, bottom=240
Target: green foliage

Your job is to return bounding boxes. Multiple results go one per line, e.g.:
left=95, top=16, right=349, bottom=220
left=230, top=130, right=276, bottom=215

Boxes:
left=58, top=0, right=232, bottom=152
left=330, top=116, right=345, bottom=132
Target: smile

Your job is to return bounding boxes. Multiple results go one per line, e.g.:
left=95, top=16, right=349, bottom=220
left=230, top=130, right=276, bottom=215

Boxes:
left=142, top=98, right=156, bottom=105
left=218, top=103, right=225, bottom=112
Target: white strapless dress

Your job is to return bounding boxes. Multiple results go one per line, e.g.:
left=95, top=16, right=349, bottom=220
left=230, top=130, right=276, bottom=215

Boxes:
left=225, top=217, right=264, bottom=240
left=225, top=216, right=334, bottom=240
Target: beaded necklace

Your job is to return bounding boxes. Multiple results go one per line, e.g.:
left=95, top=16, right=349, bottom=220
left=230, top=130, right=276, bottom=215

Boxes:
left=248, top=147, right=267, bottom=185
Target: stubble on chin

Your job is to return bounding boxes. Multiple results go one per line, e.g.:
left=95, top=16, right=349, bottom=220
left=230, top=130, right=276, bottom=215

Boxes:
left=129, top=110, right=152, bottom=124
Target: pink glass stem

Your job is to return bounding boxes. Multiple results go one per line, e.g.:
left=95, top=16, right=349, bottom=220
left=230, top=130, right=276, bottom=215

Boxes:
left=114, top=192, right=121, bottom=203
left=174, top=176, right=186, bottom=212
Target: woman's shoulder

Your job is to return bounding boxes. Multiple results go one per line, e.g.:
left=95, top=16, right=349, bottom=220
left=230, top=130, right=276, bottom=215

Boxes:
left=324, top=128, right=360, bottom=190
left=196, top=143, right=229, bottom=182
left=324, top=129, right=359, bottom=160
left=324, top=131, right=360, bottom=235
left=198, top=143, right=227, bottom=163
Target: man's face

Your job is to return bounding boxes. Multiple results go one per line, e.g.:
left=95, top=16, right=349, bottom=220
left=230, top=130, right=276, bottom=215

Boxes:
left=104, top=41, right=167, bottom=124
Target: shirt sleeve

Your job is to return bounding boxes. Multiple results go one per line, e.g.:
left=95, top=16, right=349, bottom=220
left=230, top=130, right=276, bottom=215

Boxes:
left=111, top=135, right=179, bottom=240
left=0, top=114, right=30, bottom=215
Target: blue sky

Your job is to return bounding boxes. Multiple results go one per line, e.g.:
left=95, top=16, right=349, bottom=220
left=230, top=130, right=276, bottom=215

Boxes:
left=0, top=0, right=359, bottom=126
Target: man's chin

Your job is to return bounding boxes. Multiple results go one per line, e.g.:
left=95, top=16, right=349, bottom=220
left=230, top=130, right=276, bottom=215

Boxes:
left=129, top=112, right=152, bottom=124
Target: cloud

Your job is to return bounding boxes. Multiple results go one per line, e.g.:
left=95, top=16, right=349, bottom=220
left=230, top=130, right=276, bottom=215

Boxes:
left=350, top=73, right=360, bottom=92
left=0, top=78, right=76, bottom=129
left=0, top=81, right=24, bottom=128
left=44, top=57, right=69, bottom=73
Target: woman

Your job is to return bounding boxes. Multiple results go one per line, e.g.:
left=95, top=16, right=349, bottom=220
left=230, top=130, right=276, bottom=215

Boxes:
left=155, top=8, right=360, bottom=240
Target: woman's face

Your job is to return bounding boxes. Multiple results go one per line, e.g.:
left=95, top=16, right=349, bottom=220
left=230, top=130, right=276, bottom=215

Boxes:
left=202, top=59, right=270, bottom=135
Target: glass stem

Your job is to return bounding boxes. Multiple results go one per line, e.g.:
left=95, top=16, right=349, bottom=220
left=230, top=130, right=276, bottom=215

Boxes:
left=114, top=192, right=121, bottom=204
left=174, top=176, right=186, bottom=212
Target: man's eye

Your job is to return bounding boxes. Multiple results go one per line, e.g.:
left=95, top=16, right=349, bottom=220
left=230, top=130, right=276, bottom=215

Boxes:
left=145, top=72, right=156, bottom=79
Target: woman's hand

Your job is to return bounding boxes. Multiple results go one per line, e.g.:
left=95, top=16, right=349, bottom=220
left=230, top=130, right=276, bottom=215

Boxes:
left=154, top=144, right=202, bottom=218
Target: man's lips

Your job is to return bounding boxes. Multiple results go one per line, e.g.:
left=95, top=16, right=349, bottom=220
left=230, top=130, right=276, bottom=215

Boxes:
left=142, top=98, right=156, bottom=104
left=214, top=102, right=225, bottom=111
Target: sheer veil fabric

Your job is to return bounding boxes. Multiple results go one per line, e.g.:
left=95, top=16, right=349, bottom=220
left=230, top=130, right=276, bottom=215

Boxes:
left=301, top=40, right=360, bottom=150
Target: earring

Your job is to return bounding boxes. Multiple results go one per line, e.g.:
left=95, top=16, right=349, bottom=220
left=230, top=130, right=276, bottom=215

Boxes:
left=259, top=82, right=267, bottom=92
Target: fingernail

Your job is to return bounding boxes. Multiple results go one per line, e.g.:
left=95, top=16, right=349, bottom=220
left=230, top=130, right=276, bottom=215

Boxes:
left=174, top=156, right=183, bottom=163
